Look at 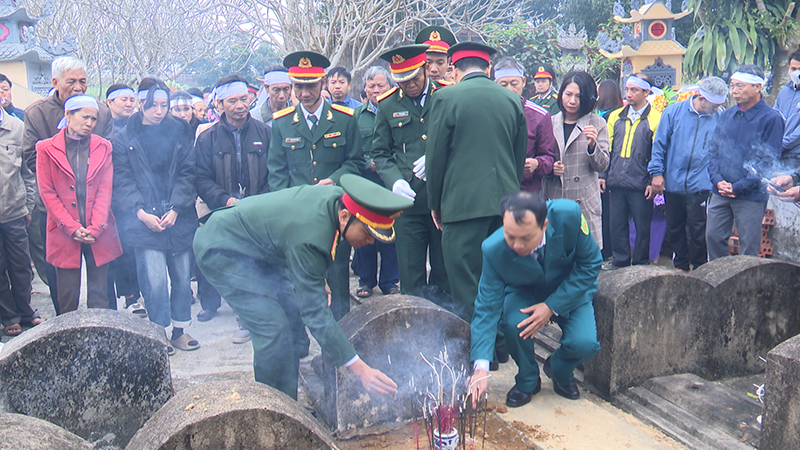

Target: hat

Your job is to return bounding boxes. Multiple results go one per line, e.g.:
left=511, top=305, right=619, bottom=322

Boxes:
left=380, top=44, right=429, bottom=83
left=283, top=51, right=330, bottom=84
left=415, top=26, right=457, bottom=54
left=448, top=41, right=496, bottom=64
left=339, top=174, right=413, bottom=243
left=533, top=65, right=553, bottom=80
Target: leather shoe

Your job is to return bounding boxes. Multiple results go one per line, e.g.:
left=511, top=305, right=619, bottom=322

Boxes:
left=489, top=358, right=499, bottom=371
left=197, top=309, right=217, bottom=322
left=496, top=345, right=509, bottom=364
left=506, top=380, right=541, bottom=407
left=543, top=356, right=580, bottom=400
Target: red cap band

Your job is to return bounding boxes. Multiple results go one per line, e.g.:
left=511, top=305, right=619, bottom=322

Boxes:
left=389, top=52, right=427, bottom=74
left=288, top=66, right=326, bottom=79
left=424, top=40, right=450, bottom=53
left=451, top=49, right=490, bottom=64
left=342, top=194, right=394, bottom=229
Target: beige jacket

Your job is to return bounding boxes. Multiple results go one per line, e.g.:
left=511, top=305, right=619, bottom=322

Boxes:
left=0, top=109, right=32, bottom=223
left=543, top=112, right=610, bottom=246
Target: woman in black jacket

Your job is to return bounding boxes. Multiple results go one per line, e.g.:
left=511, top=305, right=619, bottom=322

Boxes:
left=112, top=77, right=199, bottom=353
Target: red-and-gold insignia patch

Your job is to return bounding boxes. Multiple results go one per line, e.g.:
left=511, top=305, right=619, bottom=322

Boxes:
left=392, top=55, right=405, bottom=64
left=430, top=31, right=441, bottom=41
left=538, top=66, right=545, bottom=72
left=299, top=57, right=312, bottom=68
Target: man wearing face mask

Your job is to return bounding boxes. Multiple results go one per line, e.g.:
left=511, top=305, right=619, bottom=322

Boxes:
left=775, top=50, right=800, bottom=168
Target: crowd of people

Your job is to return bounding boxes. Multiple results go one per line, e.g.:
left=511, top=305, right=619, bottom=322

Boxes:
left=1, top=26, right=799, bottom=407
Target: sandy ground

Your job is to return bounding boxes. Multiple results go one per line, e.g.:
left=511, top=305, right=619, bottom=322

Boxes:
left=3, top=258, right=687, bottom=449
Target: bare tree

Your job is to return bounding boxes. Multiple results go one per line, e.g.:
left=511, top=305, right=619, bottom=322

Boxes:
left=218, top=0, right=531, bottom=76
left=27, top=0, right=250, bottom=88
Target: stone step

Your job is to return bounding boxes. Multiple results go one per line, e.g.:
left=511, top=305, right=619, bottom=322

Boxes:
left=533, top=323, right=584, bottom=384
left=642, top=374, right=761, bottom=445
left=617, top=385, right=755, bottom=450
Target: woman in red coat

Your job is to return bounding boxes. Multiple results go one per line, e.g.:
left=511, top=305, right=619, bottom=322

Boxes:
left=36, top=94, right=122, bottom=314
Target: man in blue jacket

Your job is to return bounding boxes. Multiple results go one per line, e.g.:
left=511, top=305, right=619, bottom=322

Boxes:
left=774, top=51, right=800, bottom=169
left=467, top=191, right=601, bottom=407
left=648, top=77, right=726, bottom=272
left=707, top=65, right=784, bottom=260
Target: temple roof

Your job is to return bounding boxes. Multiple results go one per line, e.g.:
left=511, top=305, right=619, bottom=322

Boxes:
left=0, top=43, right=58, bottom=63
left=615, top=2, right=692, bottom=23
left=600, top=39, right=687, bottom=59
left=0, top=6, right=37, bottom=23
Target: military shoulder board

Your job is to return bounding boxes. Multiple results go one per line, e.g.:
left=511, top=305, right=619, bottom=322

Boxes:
left=330, top=104, right=354, bottom=116
left=524, top=100, right=548, bottom=116
left=377, top=87, right=398, bottom=102
left=272, top=106, right=296, bottom=120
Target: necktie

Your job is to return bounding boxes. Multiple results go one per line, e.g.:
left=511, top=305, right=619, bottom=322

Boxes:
left=308, top=114, right=318, bottom=134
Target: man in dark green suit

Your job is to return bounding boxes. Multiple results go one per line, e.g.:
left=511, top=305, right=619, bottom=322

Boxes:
left=267, top=51, right=364, bottom=320
left=468, top=192, right=601, bottom=407
left=426, top=42, right=527, bottom=324
left=194, top=175, right=411, bottom=400
left=371, top=44, right=449, bottom=301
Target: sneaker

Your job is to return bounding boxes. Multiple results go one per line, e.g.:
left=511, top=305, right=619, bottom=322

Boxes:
left=601, top=262, right=623, bottom=271
left=126, top=302, right=148, bottom=318
left=233, top=317, right=251, bottom=344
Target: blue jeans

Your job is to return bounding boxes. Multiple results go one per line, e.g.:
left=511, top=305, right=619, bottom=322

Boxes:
left=135, top=247, right=192, bottom=328
left=351, top=241, right=399, bottom=292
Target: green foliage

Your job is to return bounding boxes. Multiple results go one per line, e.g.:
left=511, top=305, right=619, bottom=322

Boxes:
left=684, top=0, right=796, bottom=77
left=557, top=41, right=621, bottom=83
left=560, top=0, right=616, bottom=36
left=485, top=19, right=562, bottom=98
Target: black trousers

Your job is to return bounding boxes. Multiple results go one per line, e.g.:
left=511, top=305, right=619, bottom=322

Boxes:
left=106, top=239, right=140, bottom=309
left=0, top=217, right=36, bottom=326
left=609, top=187, right=653, bottom=266
left=38, top=210, right=59, bottom=314
left=600, top=191, right=612, bottom=260
left=664, top=191, right=709, bottom=271
left=56, top=245, right=109, bottom=314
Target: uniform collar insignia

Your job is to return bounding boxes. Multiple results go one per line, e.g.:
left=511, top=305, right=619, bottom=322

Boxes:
left=326, top=110, right=333, bottom=120
left=293, top=112, right=299, bottom=123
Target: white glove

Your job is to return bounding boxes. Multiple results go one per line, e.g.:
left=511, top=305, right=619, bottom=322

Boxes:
left=412, top=155, right=426, bottom=182
left=392, top=179, right=417, bottom=201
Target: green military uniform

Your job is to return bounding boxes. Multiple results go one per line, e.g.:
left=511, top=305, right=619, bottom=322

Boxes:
left=267, top=51, right=364, bottom=321
left=371, top=78, right=449, bottom=298
left=194, top=176, right=413, bottom=399
left=530, top=90, right=559, bottom=114
left=267, top=101, right=363, bottom=189
left=426, top=42, right=527, bottom=322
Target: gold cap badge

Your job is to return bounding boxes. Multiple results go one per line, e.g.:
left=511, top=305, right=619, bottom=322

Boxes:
left=392, top=55, right=405, bottom=64
left=299, top=58, right=312, bottom=68
left=430, top=31, right=441, bottom=41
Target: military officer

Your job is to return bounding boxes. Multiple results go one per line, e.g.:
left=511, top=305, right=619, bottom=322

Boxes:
left=194, top=174, right=411, bottom=400
left=426, top=41, right=527, bottom=325
left=371, top=44, right=450, bottom=301
left=268, top=51, right=363, bottom=321
left=415, top=26, right=457, bottom=85
left=468, top=192, right=601, bottom=406
left=530, top=65, right=559, bottom=113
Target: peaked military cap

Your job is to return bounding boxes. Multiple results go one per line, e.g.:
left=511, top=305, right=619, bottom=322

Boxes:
left=415, top=26, right=457, bottom=54
left=533, top=64, right=554, bottom=80
left=380, top=44, right=430, bottom=83
left=283, top=51, right=330, bottom=84
left=448, top=41, right=496, bottom=64
left=339, top=174, right=413, bottom=243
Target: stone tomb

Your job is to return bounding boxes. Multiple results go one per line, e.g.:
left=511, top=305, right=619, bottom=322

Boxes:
left=761, top=334, right=800, bottom=450
left=585, top=256, right=800, bottom=398
left=126, top=380, right=337, bottom=450
left=0, top=412, right=93, bottom=449
left=0, top=309, right=173, bottom=446
left=309, top=295, right=470, bottom=437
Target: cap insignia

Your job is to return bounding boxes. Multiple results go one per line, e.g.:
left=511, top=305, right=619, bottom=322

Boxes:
left=430, top=31, right=441, bottom=41
left=392, top=55, right=405, bottom=64
left=538, top=66, right=545, bottom=72
left=299, top=57, right=312, bottom=68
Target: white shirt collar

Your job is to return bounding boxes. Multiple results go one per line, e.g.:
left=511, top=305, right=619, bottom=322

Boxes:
left=300, top=101, right=324, bottom=121
left=530, top=232, right=547, bottom=255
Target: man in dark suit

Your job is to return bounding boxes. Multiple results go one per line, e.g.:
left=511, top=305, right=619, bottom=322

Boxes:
left=468, top=191, right=602, bottom=407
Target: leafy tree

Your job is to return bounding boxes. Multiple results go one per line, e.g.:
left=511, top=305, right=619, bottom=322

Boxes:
left=184, top=43, right=282, bottom=88
left=683, top=0, right=800, bottom=98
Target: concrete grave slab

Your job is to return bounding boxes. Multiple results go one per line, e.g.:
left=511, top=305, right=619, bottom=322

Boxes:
left=126, top=380, right=337, bottom=450
left=309, top=295, right=470, bottom=437
left=0, top=412, right=93, bottom=449
left=0, top=309, right=173, bottom=446
left=586, top=256, right=800, bottom=398
left=761, top=334, right=800, bottom=450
